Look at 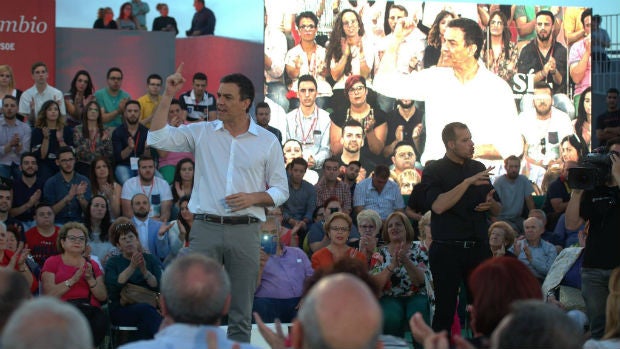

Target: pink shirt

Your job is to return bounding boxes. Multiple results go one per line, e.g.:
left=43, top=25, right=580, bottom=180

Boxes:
left=42, top=255, right=103, bottom=306
left=569, top=38, right=591, bottom=96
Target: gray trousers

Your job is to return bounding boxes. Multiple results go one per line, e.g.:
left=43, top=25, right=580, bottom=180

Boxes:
left=581, top=267, right=613, bottom=339
left=189, top=220, right=260, bottom=343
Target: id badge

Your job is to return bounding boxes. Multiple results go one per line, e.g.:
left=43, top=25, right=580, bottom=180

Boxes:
left=130, top=157, right=139, bottom=170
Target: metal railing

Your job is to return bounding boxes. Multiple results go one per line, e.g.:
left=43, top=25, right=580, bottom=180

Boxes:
left=592, top=13, right=620, bottom=95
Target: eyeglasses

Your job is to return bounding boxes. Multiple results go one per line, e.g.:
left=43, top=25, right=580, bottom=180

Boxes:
left=348, top=85, right=365, bottom=94
left=66, top=235, right=86, bottom=243
left=299, top=24, right=316, bottom=30
left=330, top=226, right=349, bottom=233
left=59, top=158, right=75, bottom=163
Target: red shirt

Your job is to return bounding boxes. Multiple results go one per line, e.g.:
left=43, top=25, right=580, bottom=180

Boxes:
left=25, top=226, right=60, bottom=266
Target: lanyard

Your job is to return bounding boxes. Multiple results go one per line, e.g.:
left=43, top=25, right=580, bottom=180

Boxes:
left=295, top=107, right=318, bottom=144
left=132, top=130, right=140, bottom=156
left=141, top=180, right=155, bottom=198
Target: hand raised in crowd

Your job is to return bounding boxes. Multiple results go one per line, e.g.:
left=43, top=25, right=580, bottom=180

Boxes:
left=523, top=243, right=532, bottom=262
left=68, top=260, right=86, bottom=284
left=513, top=236, right=525, bottom=256
left=42, top=127, right=50, bottom=139
left=307, top=155, right=316, bottom=169
left=127, top=136, right=135, bottom=150
left=8, top=242, right=29, bottom=270
left=56, top=129, right=65, bottom=145
left=119, top=97, right=129, bottom=112
left=412, top=123, right=423, bottom=139
left=157, top=221, right=176, bottom=237
left=259, top=249, right=269, bottom=270
left=101, top=183, right=114, bottom=199
left=165, top=63, right=186, bottom=97
left=10, top=133, right=20, bottom=147
left=129, top=250, right=144, bottom=269
left=253, top=312, right=287, bottom=349
left=466, top=167, right=494, bottom=187
left=66, top=184, right=78, bottom=201
left=611, top=151, right=620, bottom=182
left=394, top=17, right=416, bottom=41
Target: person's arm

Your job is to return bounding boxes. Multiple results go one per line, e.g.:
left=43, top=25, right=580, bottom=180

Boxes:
left=159, top=200, right=172, bottom=222
left=329, top=122, right=343, bottom=155
left=10, top=189, right=41, bottom=218
left=565, top=189, right=584, bottom=230
left=515, top=13, right=535, bottom=38
left=525, top=194, right=536, bottom=211
left=569, top=40, right=590, bottom=82
left=151, top=65, right=185, bottom=131
left=110, top=183, right=122, bottom=218
left=432, top=167, right=494, bottom=214
left=366, top=121, right=387, bottom=155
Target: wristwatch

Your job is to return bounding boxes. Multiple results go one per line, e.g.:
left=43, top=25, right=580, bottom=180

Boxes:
left=64, top=280, right=73, bottom=288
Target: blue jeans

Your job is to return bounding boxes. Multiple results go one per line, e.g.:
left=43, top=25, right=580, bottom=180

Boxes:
left=110, top=303, right=162, bottom=340
left=252, top=297, right=300, bottom=323
left=581, top=267, right=612, bottom=339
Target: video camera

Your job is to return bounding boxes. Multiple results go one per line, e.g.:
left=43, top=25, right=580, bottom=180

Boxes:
left=567, top=151, right=615, bottom=190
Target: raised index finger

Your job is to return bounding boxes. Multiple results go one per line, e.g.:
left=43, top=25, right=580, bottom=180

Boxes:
left=175, top=62, right=184, bottom=75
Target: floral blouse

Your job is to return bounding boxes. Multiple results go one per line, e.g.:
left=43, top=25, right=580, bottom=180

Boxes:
left=73, top=126, right=114, bottom=165
left=481, top=41, right=519, bottom=82
left=370, top=241, right=430, bottom=297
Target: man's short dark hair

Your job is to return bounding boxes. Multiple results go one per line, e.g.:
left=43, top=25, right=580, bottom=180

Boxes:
left=446, top=18, right=483, bottom=59
left=171, top=98, right=181, bottom=107
left=193, top=72, right=207, bottom=82
left=348, top=160, right=362, bottom=168
left=534, top=81, right=553, bottom=95
left=125, top=100, right=141, bottom=110
left=296, top=11, right=319, bottom=27
left=580, top=8, right=592, bottom=26
left=504, top=155, right=521, bottom=166
left=324, top=156, right=340, bottom=167
left=291, top=157, right=308, bottom=170
left=20, top=152, right=37, bottom=164
left=147, top=74, right=163, bottom=84
left=220, top=73, right=255, bottom=113
left=56, top=146, right=75, bottom=159
left=256, top=101, right=270, bottom=110
left=34, top=202, right=53, bottom=213
left=373, top=164, right=390, bottom=178
left=389, top=4, right=408, bottom=16
left=106, top=67, right=123, bottom=79
left=138, top=154, right=154, bottom=167
left=298, top=74, right=318, bottom=90
left=607, top=87, right=619, bottom=95
left=342, top=119, right=364, bottom=136
left=393, top=141, right=415, bottom=157
left=442, top=122, right=468, bottom=147
left=536, top=10, right=555, bottom=24
left=2, top=95, right=17, bottom=105
left=0, top=184, right=11, bottom=193
left=31, top=62, right=47, bottom=74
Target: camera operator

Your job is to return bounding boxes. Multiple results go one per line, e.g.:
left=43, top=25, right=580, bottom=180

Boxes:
left=566, top=137, right=620, bottom=339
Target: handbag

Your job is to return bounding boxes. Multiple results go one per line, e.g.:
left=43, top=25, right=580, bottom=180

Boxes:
left=120, top=283, right=160, bottom=309
left=559, top=285, right=586, bottom=312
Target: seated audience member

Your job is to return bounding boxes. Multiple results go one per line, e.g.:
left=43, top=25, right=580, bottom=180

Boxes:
left=0, top=222, right=36, bottom=292
left=488, top=221, right=518, bottom=258
left=560, top=134, right=586, bottom=164
left=72, top=101, right=113, bottom=177
left=494, top=155, right=536, bottom=234
left=31, top=100, right=74, bottom=179
left=284, top=138, right=319, bottom=184
left=90, top=157, right=122, bottom=219
left=383, top=99, right=424, bottom=162
left=389, top=142, right=419, bottom=180
left=121, top=254, right=260, bottom=349
left=253, top=219, right=314, bottom=323
left=0, top=297, right=93, bottom=349
left=511, top=217, right=558, bottom=281
left=543, top=230, right=587, bottom=329
left=64, top=70, right=96, bottom=127
left=43, top=147, right=91, bottom=224
left=94, top=67, right=131, bottom=127
left=117, top=2, right=140, bottom=30
left=281, top=157, right=316, bottom=242
left=186, top=0, right=216, bottom=36
left=410, top=257, right=543, bottom=348
left=165, top=196, right=192, bottom=263
left=156, top=99, right=194, bottom=184
left=595, top=87, right=620, bottom=147
left=307, top=197, right=360, bottom=253
left=584, top=266, right=620, bottom=349
left=18, top=62, right=66, bottom=125
left=0, top=268, right=31, bottom=334
left=311, top=212, right=366, bottom=270
left=542, top=160, right=577, bottom=231
left=256, top=102, right=282, bottom=143
left=170, top=158, right=194, bottom=218
left=24, top=203, right=59, bottom=267
left=341, top=160, right=362, bottom=198
left=0, top=185, right=22, bottom=232
left=152, top=3, right=179, bottom=35
left=41, top=222, right=108, bottom=347
left=552, top=213, right=584, bottom=249
left=122, top=155, right=173, bottom=222
left=105, top=218, right=163, bottom=340
left=0, top=64, right=22, bottom=104
left=528, top=209, right=555, bottom=242
left=93, top=7, right=118, bottom=29
left=353, top=164, right=405, bottom=220
left=489, top=300, right=584, bottom=349
left=9, top=152, right=44, bottom=230
left=84, top=195, right=114, bottom=265
left=137, top=74, right=163, bottom=127
left=316, top=158, right=353, bottom=211
left=179, top=72, right=217, bottom=121
left=129, top=193, right=173, bottom=263
left=370, top=212, right=430, bottom=343
left=112, top=100, right=149, bottom=184
left=357, top=209, right=382, bottom=262
left=0, top=95, right=31, bottom=181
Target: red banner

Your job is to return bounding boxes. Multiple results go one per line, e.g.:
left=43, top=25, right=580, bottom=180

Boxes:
left=0, top=0, right=56, bottom=90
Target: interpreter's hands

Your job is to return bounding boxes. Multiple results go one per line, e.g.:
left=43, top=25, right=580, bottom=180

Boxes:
left=253, top=312, right=287, bottom=349
left=225, top=193, right=256, bottom=211
left=466, top=167, right=494, bottom=187
left=474, top=189, right=497, bottom=212
left=206, top=330, right=241, bottom=349
left=165, top=63, right=186, bottom=97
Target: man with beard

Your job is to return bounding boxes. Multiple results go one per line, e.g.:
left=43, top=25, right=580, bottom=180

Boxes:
left=340, top=160, right=362, bottom=198
left=520, top=82, right=573, bottom=168
left=10, top=153, right=43, bottom=229
left=315, top=157, right=352, bottom=213
left=112, top=100, right=150, bottom=184
left=517, top=10, right=571, bottom=116
left=339, top=120, right=364, bottom=168
left=596, top=87, right=620, bottom=147
left=281, top=157, right=316, bottom=243
left=121, top=155, right=172, bottom=222
left=130, top=193, right=173, bottom=262
left=94, top=67, right=131, bottom=128
left=493, top=155, right=535, bottom=234
left=43, top=147, right=90, bottom=224
left=418, top=122, right=500, bottom=333
left=0, top=186, right=23, bottom=233
left=179, top=72, right=217, bottom=122
left=383, top=99, right=424, bottom=161
left=256, top=102, right=282, bottom=143
left=285, top=75, right=331, bottom=170
left=0, top=96, right=31, bottom=181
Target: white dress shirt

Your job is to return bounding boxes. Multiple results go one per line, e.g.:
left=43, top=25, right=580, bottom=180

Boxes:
left=147, top=118, right=289, bottom=221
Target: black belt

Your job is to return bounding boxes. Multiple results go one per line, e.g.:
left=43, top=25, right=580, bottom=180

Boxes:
left=194, top=214, right=259, bottom=225
left=433, top=240, right=481, bottom=248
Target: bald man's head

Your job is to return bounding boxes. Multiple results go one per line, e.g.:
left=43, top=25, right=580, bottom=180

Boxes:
left=294, top=273, right=382, bottom=349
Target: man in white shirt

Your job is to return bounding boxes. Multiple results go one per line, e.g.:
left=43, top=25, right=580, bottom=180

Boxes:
left=18, top=62, right=66, bottom=126
left=121, top=155, right=172, bottom=222
left=147, top=66, right=288, bottom=342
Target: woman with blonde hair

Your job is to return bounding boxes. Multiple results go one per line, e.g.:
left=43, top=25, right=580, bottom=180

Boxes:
left=0, top=64, right=22, bottom=102
left=488, top=221, right=517, bottom=257
left=356, top=209, right=382, bottom=262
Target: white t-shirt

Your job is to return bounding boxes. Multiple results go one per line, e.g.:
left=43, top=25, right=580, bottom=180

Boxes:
left=121, top=177, right=172, bottom=218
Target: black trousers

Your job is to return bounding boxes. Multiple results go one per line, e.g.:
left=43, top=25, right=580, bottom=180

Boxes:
left=429, top=241, right=491, bottom=334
